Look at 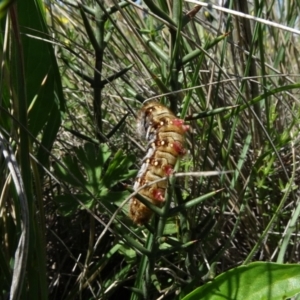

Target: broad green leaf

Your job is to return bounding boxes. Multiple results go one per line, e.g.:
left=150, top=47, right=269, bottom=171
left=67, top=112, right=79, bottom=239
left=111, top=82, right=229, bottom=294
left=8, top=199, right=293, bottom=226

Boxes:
left=18, top=0, right=65, bottom=137
left=16, top=0, right=65, bottom=176
left=182, top=262, right=300, bottom=300
left=4, top=1, right=64, bottom=299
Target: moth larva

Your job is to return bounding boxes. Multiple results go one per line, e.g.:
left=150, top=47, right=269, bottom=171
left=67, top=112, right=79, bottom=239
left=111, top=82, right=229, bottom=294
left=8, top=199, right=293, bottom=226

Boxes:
left=130, top=101, right=188, bottom=225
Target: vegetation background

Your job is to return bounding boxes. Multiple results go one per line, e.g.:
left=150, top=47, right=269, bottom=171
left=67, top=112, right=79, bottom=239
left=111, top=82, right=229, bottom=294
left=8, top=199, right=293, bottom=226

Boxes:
left=1, top=0, right=300, bottom=299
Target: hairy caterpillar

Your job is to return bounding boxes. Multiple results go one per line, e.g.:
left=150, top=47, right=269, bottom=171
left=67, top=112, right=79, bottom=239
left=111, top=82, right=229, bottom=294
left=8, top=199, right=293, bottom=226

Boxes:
left=129, top=101, right=188, bottom=225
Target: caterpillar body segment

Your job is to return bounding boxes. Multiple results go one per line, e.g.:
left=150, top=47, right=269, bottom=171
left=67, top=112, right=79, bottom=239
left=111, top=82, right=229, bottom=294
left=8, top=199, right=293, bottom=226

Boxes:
left=130, top=101, right=188, bottom=225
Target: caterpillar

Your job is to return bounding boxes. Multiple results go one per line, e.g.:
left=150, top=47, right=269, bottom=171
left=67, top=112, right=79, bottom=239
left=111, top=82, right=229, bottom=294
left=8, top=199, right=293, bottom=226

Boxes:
left=129, top=101, right=189, bottom=225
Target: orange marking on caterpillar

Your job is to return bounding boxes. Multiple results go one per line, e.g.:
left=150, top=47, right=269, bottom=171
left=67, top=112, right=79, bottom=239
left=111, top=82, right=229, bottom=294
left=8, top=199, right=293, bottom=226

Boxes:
left=153, top=189, right=165, bottom=201
left=163, top=164, right=174, bottom=175
left=171, top=118, right=190, bottom=131
left=173, top=141, right=186, bottom=155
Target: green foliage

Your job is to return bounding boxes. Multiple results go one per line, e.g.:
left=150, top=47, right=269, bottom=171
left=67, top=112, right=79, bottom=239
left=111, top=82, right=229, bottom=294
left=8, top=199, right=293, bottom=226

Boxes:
left=36, top=0, right=300, bottom=298
left=183, top=262, right=300, bottom=300
left=2, top=0, right=300, bottom=299
left=53, top=143, right=136, bottom=216
left=0, top=0, right=64, bottom=298
left=0, top=0, right=14, bottom=20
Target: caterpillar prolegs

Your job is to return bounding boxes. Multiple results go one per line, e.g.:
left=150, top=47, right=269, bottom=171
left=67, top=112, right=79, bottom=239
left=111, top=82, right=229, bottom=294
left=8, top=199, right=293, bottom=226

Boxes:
left=129, top=101, right=189, bottom=225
